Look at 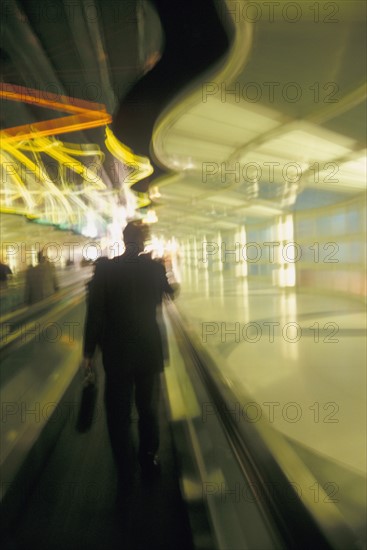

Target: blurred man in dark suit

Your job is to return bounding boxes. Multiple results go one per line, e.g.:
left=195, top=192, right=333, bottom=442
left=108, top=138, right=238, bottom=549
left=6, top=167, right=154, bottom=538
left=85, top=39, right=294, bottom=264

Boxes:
left=83, top=220, right=177, bottom=496
left=24, top=251, right=59, bottom=305
left=0, top=260, right=12, bottom=289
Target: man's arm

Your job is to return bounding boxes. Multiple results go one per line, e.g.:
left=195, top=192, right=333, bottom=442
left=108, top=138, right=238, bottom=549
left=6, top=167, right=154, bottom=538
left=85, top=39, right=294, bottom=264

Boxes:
left=157, top=261, right=180, bottom=300
left=24, top=268, right=31, bottom=305
left=51, top=264, right=59, bottom=292
left=83, top=262, right=106, bottom=359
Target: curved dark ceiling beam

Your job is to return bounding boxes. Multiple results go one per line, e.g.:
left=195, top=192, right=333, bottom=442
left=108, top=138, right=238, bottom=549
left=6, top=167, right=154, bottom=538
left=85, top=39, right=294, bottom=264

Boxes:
left=112, top=0, right=231, bottom=193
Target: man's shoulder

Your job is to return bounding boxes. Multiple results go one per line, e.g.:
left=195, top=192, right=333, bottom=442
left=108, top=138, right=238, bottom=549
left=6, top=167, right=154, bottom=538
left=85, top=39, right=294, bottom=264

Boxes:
left=139, top=254, right=167, bottom=273
left=98, top=254, right=165, bottom=276
left=94, top=257, right=112, bottom=271
left=138, top=253, right=160, bottom=265
left=110, top=253, right=160, bottom=266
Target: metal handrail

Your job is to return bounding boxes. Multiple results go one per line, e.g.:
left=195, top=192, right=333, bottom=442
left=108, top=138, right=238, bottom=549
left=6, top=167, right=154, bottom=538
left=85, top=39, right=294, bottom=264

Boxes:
left=0, top=269, right=92, bottom=325
left=0, top=280, right=87, bottom=360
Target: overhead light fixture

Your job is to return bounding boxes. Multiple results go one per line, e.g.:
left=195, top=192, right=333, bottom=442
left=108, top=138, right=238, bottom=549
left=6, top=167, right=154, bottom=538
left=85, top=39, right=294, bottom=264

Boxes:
left=0, top=82, right=112, bottom=141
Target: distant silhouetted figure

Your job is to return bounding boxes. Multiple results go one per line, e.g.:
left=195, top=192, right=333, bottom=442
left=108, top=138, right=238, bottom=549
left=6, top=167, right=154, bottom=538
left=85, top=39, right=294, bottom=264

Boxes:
left=24, top=251, right=59, bottom=305
left=83, top=221, right=178, bottom=499
left=0, top=261, right=12, bottom=289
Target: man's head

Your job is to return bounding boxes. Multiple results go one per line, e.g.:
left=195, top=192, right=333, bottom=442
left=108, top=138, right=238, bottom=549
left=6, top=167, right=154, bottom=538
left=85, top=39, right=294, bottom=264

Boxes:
left=123, top=221, right=150, bottom=254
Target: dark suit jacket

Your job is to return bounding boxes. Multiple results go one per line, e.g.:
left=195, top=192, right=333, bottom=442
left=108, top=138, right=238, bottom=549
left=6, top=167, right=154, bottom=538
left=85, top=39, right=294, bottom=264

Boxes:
left=84, top=253, right=175, bottom=373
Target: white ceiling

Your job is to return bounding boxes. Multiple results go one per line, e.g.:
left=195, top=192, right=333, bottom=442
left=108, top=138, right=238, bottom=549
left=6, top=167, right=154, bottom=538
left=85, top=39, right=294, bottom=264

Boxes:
left=149, top=0, right=366, bottom=238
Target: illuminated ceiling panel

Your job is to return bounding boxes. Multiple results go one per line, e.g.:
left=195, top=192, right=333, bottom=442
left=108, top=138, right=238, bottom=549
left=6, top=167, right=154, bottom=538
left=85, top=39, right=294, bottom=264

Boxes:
left=210, top=220, right=243, bottom=230
left=159, top=175, right=223, bottom=197
left=189, top=99, right=281, bottom=132
left=202, top=194, right=246, bottom=207
left=335, top=154, right=367, bottom=190
left=235, top=204, right=283, bottom=217
left=160, top=184, right=201, bottom=200
left=164, top=134, right=233, bottom=163
left=255, top=127, right=355, bottom=163
left=235, top=150, right=308, bottom=183
left=172, top=113, right=260, bottom=146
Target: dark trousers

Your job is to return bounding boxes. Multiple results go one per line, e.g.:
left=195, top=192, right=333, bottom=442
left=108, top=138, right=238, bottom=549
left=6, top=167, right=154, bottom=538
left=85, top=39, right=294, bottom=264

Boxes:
left=103, top=363, right=160, bottom=479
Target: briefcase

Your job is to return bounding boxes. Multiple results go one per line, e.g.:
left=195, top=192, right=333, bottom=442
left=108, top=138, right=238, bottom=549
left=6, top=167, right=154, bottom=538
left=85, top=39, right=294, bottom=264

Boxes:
left=76, top=367, right=97, bottom=433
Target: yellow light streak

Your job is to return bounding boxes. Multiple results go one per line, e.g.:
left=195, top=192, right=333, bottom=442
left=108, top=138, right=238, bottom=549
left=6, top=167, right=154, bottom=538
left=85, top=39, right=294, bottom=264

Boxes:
left=105, top=127, right=154, bottom=185
left=29, top=136, right=106, bottom=191
left=1, top=83, right=154, bottom=231
left=1, top=139, right=74, bottom=217
left=0, top=150, right=35, bottom=208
